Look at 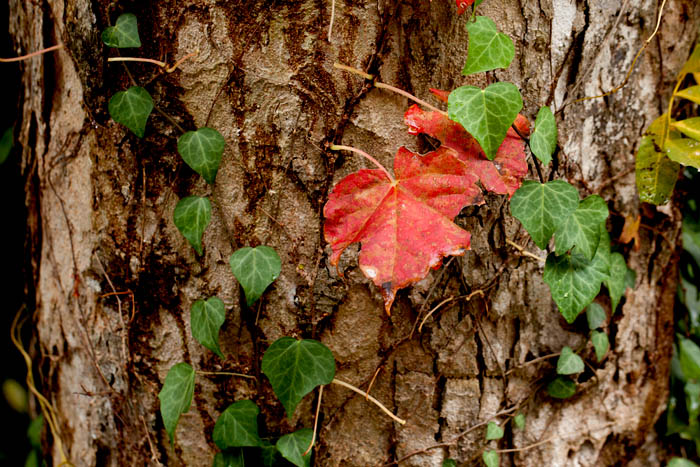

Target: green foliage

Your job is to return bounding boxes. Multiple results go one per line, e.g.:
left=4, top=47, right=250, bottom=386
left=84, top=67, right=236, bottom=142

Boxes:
left=213, top=400, right=263, bottom=449
left=261, top=440, right=279, bottom=467
left=191, top=297, right=226, bottom=358
left=27, top=416, right=43, bottom=449
left=158, top=362, right=195, bottom=443
left=482, top=450, right=499, bottom=467
left=448, top=82, right=522, bottom=160
left=101, top=13, right=141, bottom=48
left=276, top=429, right=313, bottom=467
left=485, top=422, right=504, bottom=440
left=586, top=303, right=606, bottom=330
left=462, top=16, right=514, bottom=75
left=0, top=126, right=13, bottom=165
left=680, top=336, right=700, bottom=380
left=529, top=106, right=557, bottom=165
left=591, top=331, right=609, bottom=362
left=669, top=459, right=700, bottom=467
left=554, top=195, right=609, bottom=260
left=261, top=338, right=335, bottom=418
left=229, top=246, right=281, bottom=306
left=513, top=413, right=526, bottom=430
left=546, top=376, right=576, bottom=399
left=173, top=196, right=212, bottom=255
left=108, top=86, right=153, bottom=138
left=178, top=127, right=225, bottom=184
left=212, top=450, right=245, bottom=467
left=443, top=459, right=457, bottom=467
left=556, top=347, right=584, bottom=375
left=510, top=180, right=579, bottom=249
left=635, top=130, right=680, bottom=205
left=606, top=253, right=629, bottom=312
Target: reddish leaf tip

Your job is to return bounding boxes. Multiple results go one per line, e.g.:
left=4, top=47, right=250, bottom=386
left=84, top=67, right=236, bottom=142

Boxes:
left=455, top=0, right=475, bottom=15
left=429, top=88, right=450, bottom=104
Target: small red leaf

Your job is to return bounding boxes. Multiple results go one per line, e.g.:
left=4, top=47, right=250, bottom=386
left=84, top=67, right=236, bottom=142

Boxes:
left=404, top=105, right=528, bottom=197
left=324, top=147, right=481, bottom=314
left=455, top=0, right=475, bottom=14
left=429, top=88, right=451, bottom=103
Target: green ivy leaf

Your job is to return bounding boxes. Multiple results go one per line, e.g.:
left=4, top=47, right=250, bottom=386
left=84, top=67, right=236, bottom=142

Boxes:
left=101, top=13, right=141, bottom=48
left=680, top=336, right=700, bottom=380
left=482, top=450, right=499, bottom=467
left=513, top=413, right=526, bottom=430
left=448, top=82, right=522, bottom=160
left=27, top=415, right=43, bottom=449
left=442, top=459, right=457, bottom=467
left=546, top=376, right=576, bottom=399
left=178, top=128, right=225, bottom=184
left=669, top=458, right=700, bottom=467
left=485, top=421, right=504, bottom=440
left=0, top=126, right=13, bottom=165
left=591, top=330, right=609, bottom=362
left=462, top=16, right=514, bottom=75
left=605, top=253, right=628, bottom=312
left=261, top=440, right=279, bottom=467
left=213, top=400, right=262, bottom=449
left=108, top=86, right=153, bottom=138
left=191, top=297, right=226, bottom=358
left=636, top=116, right=681, bottom=205
left=529, top=106, right=557, bottom=165
left=686, top=382, right=700, bottom=426
left=173, top=196, right=212, bottom=255
left=586, top=302, right=606, bottom=330
left=158, top=362, right=195, bottom=444
left=543, top=225, right=611, bottom=323
left=261, top=337, right=335, bottom=419
left=556, top=346, right=584, bottom=375
left=554, top=195, right=609, bottom=260
left=276, top=428, right=313, bottom=467
left=510, top=180, right=579, bottom=250
left=229, top=246, right=281, bottom=306
left=212, top=450, right=245, bottom=467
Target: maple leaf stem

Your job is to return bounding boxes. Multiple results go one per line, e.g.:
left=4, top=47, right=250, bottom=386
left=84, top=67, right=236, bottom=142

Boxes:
left=331, top=378, right=406, bottom=424
left=333, top=62, right=447, bottom=115
left=330, top=144, right=396, bottom=183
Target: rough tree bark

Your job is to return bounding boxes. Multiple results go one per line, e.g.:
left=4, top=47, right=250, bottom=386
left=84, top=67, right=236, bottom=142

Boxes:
left=10, top=0, right=700, bottom=465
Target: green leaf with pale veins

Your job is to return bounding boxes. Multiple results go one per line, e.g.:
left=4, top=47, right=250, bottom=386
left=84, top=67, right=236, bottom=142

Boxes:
left=261, top=337, right=335, bottom=418
left=510, top=180, right=579, bottom=250
left=178, top=128, right=225, bottom=184
left=462, top=16, right=515, bottom=75
left=482, top=450, right=499, bottom=467
left=442, top=460, right=457, bottom=467
left=586, top=302, right=606, bottom=330
left=229, top=246, right=281, bottom=306
left=591, top=330, right=609, bottom=362
left=554, top=195, right=609, bottom=260
left=514, top=413, right=526, bottom=429
left=102, top=13, right=141, bottom=48
left=605, top=252, right=629, bottom=312
left=556, top=346, right=584, bottom=375
left=173, top=196, right=211, bottom=255
left=547, top=376, right=576, bottom=399
left=676, top=86, right=700, bottom=105
left=276, top=428, right=313, bottom=467
left=448, top=82, right=522, bottom=160
left=672, top=117, right=700, bottom=141
left=108, top=86, right=153, bottom=138
left=636, top=116, right=680, bottom=205
left=680, top=336, right=700, bottom=380
left=191, top=297, right=226, bottom=358
left=261, top=440, right=279, bottom=467
left=543, top=225, right=611, bottom=323
left=485, top=422, right=504, bottom=440
left=213, top=400, right=262, bottom=449
left=530, top=106, right=557, bottom=165
left=669, top=458, right=700, bottom=467
left=666, top=138, right=700, bottom=168
left=158, top=362, right=195, bottom=444
left=212, top=450, right=244, bottom=467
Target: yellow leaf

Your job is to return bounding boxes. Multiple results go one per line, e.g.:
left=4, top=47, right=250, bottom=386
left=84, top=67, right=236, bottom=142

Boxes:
left=672, top=117, right=700, bottom=141
left=694, top=72, right=700, bottom=85
left=675, top=85, right=700, bottom=105
left=620, top=214, right=641, bottom=251
left=636, top=133, right=680, bottom=205
left=665, top=138, right=700, bottom=168
left=681, top=44, right=700, bottom=76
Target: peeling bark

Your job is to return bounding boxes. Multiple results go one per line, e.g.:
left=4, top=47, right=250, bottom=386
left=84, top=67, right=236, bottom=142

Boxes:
left=9, top=0, right=700, bottom=465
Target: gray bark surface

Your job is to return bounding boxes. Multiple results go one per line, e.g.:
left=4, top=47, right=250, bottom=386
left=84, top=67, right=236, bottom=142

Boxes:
left=9, top=0, right=700, bottom=465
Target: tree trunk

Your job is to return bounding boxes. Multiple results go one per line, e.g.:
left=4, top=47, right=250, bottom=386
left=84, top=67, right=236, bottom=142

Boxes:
left=10, top=0, right=700, bottom=465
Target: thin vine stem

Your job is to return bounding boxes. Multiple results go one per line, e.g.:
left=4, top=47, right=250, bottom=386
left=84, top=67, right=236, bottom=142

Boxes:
left=196, top=370, right=256, bottom=380
left=331, top=378, right=406, bottom=425
left=0, top=44, right=62, bottom=62
left=108, top=56, right=167, bottom=67
left=330, top=144, right=396, bottom=183
left=304, top=385, right=324, bottom=456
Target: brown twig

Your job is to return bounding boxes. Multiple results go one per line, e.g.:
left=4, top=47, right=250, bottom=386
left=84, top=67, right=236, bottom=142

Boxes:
left=0, top=44, right=62, bottom=62
left=506, top=239, right=546, bottom=263
left=304, top=385, right=324, bottom=456
left=331, top=378, right=406, bottom=424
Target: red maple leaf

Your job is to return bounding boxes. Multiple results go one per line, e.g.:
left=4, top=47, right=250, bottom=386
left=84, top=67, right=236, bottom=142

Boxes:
left=455, top=0, right=475, bottom=15
left=324, top=96, right=529, bottom=315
